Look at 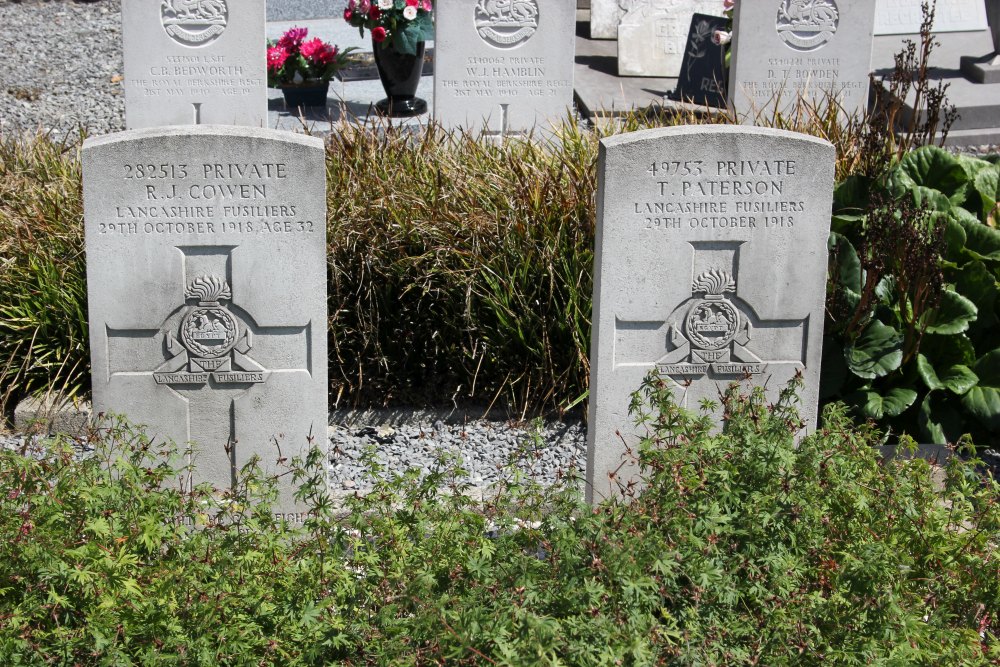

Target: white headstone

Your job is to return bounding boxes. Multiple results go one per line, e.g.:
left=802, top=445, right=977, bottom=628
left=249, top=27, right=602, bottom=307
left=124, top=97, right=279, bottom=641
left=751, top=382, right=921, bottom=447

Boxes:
left=618, top=0, right=723, bottom=77
left=83, top=126, right=328, bottom=519
left=590, top=0, right=622, bottom=39
left=123, top=0, right=267, bottom=129
left=729, top=0, right=877, bottom=123
left=433, top=0, right=576, bottom=138
left=587, top=126, right=834, bottom=501
left=875, top=0, right=988, bottom=35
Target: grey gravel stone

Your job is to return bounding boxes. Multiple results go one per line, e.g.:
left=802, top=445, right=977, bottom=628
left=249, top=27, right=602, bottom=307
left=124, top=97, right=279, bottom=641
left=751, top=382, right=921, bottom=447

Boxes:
left=0, top=0, right=125, bottom=137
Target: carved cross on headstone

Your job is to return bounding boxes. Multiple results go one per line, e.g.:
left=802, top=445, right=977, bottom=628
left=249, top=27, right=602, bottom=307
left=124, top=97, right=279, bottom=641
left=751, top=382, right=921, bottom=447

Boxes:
left=612, top=241, right=810, bottom=409
left=104, top=245, right=312, bottom=490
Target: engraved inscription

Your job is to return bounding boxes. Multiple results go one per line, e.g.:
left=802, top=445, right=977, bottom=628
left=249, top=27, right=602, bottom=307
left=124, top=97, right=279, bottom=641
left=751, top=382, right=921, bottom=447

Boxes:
left=161, top=0, right=229, bottom=47
left=475, top=0, right=539, bottom=48
left=634, top=159, right=803, bottom=232
left=439, top=55, right=570, bottom=102
left=776, top=0, right=839, bottom=52
left=95, top=162, right=316, bottom=236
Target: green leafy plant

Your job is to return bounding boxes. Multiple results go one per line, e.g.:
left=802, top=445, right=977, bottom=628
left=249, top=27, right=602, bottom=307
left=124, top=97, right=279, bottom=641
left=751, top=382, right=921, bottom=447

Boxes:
left=826, top=146, right=1000, bottom=445
left=1, top=382, right=996, bottom=664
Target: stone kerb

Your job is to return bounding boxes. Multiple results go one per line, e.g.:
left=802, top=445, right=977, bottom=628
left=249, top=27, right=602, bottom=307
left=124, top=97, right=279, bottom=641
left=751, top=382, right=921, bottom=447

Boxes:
left=587, top=125, right=835, bottom=502
left=83, top=126, right=328, bottom=516
left=122, top=0, right=267, bottom=129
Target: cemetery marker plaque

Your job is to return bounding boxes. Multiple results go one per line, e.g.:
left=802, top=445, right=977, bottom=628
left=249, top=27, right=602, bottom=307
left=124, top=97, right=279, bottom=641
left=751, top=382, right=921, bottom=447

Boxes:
left=669, top=13, right=729, bottom=108
left=122, top=0, right=267, bottom=129
left=587, top=126, right=834, bottom=502
left=729, top=0, right=876, bottom=123
left=84, top=127, right=327, bottom=519
left=433, top=0, right=575, bottom=138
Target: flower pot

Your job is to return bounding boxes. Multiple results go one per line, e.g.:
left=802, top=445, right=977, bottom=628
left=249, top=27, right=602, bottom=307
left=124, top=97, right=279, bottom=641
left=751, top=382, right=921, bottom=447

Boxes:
left=373, top=39, right=427, bottom=117
left=281, top=80, right=330, bottom=109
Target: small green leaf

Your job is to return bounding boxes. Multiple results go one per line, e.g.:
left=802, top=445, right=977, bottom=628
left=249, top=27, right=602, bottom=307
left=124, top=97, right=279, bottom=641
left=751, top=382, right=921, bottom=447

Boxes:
left=828, top=232, right=862, bottom=296
left=955, top=260, right=998, bottom=331
left=918, top=391, right=966, bottom=444
left=855, top=387, right=918, bottom=419
left=845, top=320, right=904, bottom=379
left=961, top=350, right=1000, bottom=430
left=889, top=146, right=969, bottom=207
left=925, top=289, right=977, bottom=335
left=971, top=165, right=999, bottom=221
left=953, top=207, right=1000, bottom=261
left=833, top=174, right=872, bottom=212
left=916, top=354, right=978, bottom=395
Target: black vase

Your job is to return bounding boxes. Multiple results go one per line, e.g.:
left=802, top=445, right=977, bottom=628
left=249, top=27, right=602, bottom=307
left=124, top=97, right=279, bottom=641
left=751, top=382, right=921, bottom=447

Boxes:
left=373, top=38, right=427, bottom=117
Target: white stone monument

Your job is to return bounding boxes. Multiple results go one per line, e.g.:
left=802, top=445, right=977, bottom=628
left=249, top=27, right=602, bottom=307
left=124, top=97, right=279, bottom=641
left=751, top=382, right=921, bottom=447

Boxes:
left=591, top=0, right=625, bottom=39
left=729, top=0, right=877, bottom=123
left=122, top=0, right=267, bottom=129
left=433, top=0, right=576, bottom=138
left=618, top=0, right=723, bottom=77
left=875, top=0, right=988, bottom=35
left=587, top=126, right=834, bottom=501
left=83, top=126, right=327, bottom=519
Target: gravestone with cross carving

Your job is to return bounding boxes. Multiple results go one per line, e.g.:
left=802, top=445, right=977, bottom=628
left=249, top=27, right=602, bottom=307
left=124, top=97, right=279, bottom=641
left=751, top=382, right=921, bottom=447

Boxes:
left=83, top=126, right=327, bottom=520
left=433, top=0, right=576, bottom=139
left=587, top=126, right=834, bottom=502
left=729, top=0, right=876, bottom=125
left=122, top=0, right=267, bottom=129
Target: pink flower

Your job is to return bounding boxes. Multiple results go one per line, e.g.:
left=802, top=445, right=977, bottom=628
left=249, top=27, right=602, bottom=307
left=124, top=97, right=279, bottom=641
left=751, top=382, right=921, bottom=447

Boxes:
left=343, top=8, right=353, bottom=21
left=301, top=37, right=337, bottom=65
left=371, top=26, right=387, bottom=42
left=358, top=0, right=370, bottom=11
left=420, top=0, right=431, bottom=9
left=278, top=26, right=308, bottom=51
left=405, top=0, right=418, bottom=5
left=723, top=0, right=735, bottom=9
left=712, top=30, right=731, bottom=45
left=267, top=46, right=289, bottom=72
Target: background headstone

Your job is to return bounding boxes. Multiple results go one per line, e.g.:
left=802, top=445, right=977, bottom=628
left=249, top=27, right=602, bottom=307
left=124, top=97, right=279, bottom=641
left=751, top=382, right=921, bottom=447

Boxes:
left=875, top=0, right=988, bottom=35
left=668, top=13, right=729, bottom=107
left=434, top=0, right=576, bottom=138
left=590, top=0, right=626, bottom=39
left=618, top=0, right=723, bottom=77
left=729, top=0, right=877, bottom=123
left=123, top=0, right=267, bottom=129
left=587, top=126, right=834, bottom=501
left=83, top=126, right=327, bottom=518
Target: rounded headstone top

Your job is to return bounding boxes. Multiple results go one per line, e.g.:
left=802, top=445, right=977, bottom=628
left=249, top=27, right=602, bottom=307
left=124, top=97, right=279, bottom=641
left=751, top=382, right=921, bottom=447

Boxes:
left=83, top=125, right=325, bottom=152
left=599, top=125, right=835, bottom=152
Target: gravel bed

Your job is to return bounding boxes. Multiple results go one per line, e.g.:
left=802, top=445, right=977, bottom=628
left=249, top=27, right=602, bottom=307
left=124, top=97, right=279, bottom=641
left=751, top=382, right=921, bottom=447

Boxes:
left=328, top=416, right=587, bottom=490
left=1, top=409, right=588, bottom=492
left=0, top=0, right=125, bottom=137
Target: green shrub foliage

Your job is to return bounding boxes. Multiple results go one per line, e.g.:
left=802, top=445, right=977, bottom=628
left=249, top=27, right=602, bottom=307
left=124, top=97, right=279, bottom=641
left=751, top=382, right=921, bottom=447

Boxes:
left=1, top=384, right=997, bottom=664
left=826, top=147, right=1000, bottom=445
left=1, top=127, right=998, bottom=447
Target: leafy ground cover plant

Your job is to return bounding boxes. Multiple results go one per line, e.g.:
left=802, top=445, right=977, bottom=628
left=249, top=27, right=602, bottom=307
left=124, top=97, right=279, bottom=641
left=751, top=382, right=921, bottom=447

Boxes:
left=826, top=146, right=1000, bottom=446
left=1, top=381, right=997, bottom=665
